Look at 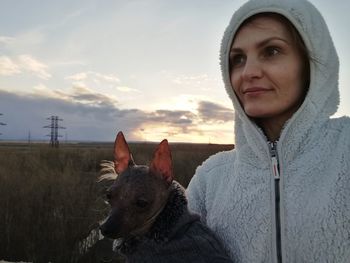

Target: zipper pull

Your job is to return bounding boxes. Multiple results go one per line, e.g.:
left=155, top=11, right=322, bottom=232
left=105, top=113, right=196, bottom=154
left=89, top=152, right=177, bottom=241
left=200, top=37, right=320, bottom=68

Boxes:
left=271, top=156, right=280, bottom=179
left=269, top=141, right=280, bottom=180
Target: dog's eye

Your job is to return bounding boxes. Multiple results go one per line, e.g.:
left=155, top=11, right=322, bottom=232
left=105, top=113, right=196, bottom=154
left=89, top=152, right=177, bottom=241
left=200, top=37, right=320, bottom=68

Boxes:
left=135, top=199, right=149, bottom=208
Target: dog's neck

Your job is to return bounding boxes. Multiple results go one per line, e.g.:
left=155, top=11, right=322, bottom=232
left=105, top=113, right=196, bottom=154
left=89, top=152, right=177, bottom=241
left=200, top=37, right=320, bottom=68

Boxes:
left=147, top=181, right=188, bottom=240
left=117, top=181, right=190, bottom=254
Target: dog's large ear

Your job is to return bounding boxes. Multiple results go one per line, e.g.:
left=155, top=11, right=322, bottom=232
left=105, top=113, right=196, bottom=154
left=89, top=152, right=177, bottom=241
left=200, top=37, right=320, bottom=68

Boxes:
left=114, top=131, right=135, bottom=174
left=149, top=139, right=173, bottom=185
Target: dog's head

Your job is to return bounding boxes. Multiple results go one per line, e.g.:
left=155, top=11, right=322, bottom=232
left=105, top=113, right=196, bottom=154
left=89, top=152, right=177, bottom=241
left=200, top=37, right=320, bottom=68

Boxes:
left=99, top=132, right=173, bottom=239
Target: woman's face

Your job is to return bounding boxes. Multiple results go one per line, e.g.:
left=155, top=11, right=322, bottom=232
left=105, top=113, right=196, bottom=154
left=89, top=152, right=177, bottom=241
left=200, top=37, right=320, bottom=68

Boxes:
left=230, top=16, right=306, bottom=123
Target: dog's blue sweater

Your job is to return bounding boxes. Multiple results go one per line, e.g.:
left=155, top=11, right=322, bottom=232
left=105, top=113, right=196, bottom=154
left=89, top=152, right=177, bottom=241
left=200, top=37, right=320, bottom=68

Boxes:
left=187, top=0, right=350, bottom=262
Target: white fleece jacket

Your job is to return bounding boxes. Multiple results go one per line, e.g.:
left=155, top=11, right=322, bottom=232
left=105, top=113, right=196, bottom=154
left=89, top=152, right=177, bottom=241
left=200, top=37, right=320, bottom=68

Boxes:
left=186, top=0, right=350, bottom=262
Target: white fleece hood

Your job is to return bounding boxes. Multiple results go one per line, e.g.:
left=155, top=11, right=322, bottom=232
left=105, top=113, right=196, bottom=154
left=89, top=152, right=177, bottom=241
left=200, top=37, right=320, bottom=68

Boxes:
left=219, top=0, right=340, bottom=163
left=221, top=0, right=339, bottom=119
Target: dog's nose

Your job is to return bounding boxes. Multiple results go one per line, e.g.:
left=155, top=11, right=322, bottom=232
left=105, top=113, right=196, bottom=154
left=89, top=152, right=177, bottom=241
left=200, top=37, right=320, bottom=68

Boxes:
left=100, top=211, right=122, bottom=238
left=100, top=221, right=117, bottom=238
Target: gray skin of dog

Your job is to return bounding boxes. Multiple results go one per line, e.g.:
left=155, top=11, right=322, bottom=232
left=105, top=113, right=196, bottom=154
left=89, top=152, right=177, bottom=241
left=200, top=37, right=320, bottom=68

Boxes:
left=99, top=132, right=233, bottom=263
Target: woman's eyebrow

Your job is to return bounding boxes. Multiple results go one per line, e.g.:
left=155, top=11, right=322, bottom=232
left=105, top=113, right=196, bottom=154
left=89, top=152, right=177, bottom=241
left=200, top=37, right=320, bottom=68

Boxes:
left=257, top=37, right=289, bottom=48
left=230, top=47, right=242, bottom=54
left=230, top=37, right=289, bottom=53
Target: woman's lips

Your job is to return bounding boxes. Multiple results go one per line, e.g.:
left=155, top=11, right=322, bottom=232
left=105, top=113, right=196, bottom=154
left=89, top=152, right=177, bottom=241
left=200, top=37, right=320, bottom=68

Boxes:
left=243, top=87, right=270, bottom=95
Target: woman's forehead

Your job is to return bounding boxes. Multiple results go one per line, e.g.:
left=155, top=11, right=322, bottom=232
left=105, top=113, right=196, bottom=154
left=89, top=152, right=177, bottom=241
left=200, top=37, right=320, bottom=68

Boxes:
left=232, top=16, right=292, bottom=47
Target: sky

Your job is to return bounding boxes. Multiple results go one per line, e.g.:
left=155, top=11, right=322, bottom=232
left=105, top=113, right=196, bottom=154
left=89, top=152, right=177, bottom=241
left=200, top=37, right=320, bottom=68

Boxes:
left=0, top=0, right=349, bottom=144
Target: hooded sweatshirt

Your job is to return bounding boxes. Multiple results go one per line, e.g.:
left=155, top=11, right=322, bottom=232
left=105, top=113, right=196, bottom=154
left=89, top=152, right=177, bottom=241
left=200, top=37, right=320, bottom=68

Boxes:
left=186, top=0, right=350, bottom=262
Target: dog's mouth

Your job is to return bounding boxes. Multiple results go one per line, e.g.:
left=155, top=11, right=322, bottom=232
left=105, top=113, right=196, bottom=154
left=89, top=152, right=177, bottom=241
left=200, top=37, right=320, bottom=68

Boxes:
left=99, top=217, right=124, bottom=239
left=99, top=214, right=154, bottom=240
left=100, top=223, right=121, bottom=239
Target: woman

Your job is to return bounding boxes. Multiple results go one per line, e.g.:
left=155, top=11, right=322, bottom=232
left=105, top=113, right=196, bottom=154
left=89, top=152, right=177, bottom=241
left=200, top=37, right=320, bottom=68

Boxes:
left=186, top=0, right=350, bottom=262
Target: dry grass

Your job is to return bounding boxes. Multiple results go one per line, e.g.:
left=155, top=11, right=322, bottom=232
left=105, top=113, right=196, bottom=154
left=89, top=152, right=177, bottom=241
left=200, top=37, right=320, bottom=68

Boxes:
left=0, top=142, right=233, bottom=262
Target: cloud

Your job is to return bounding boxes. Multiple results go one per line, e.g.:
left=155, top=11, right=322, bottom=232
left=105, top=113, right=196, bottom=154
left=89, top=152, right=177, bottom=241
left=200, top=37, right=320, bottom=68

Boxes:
left=70, top=85, right=117, bottom=107
left=0, top=54, right=51, bottom=79
left=51, top=60, right=86, bottom=67
left=66, top=72, right=88, bottom=81
left=0, top=56, right=21, bottom=76
left=66, top=71, right=120, bottom=84
left=165, top=72, right=220, bottom=91
left=18, top=55, right=51, bottom=80
left=66, top=71, right=140, bottom=96
left=33, top=83, right=49, bottom=93
left=0, top=90, right=234, bottom=142
left=93, top=72, right=120, bottom=83
left=116, top=86, right=139, bottom=93
left=0, top=90, right=195, bottom=141
left=149, top=110, right=194, bottom=124
left=197, top=100, right=234, bottom=123
left=0, top=36, right=15, bottom=45
left=31, top=83, right=119, bottom=108
left=66, top=71, right=138, bottom=94
left=173, top=74, right=211, bottom=85
left=0, top=89, right=140, bottom=141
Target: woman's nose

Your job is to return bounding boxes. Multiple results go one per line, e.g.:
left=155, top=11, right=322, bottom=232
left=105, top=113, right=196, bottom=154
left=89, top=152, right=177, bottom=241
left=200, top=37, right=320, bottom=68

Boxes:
left=241, top=58, right=263, bottom=81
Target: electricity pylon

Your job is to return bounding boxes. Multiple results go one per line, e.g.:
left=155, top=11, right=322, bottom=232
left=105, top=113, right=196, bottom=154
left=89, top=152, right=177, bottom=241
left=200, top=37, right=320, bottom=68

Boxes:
left=43, top=116, right=66, bottom=147
left=0, top=113, right=6, bottom=136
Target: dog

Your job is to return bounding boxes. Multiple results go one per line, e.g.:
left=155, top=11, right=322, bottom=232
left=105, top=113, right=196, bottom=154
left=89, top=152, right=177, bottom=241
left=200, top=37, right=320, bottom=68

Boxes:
left=99, top=131, right=233, bottom=263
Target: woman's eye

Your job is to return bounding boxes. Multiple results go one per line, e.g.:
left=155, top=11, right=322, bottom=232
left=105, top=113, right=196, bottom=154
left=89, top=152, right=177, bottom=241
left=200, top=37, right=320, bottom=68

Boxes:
left=230, top=54, right=245, bottom=68
left=264, top=46, right=280, bottom=57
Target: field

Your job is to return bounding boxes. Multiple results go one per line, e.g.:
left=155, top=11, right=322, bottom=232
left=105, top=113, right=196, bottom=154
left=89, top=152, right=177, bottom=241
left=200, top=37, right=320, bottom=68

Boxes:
left=0, top=141, right=233, bottom=263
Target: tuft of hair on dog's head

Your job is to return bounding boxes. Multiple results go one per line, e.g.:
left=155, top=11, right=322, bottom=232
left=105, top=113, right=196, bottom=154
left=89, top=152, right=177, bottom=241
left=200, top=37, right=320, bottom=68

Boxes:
left=97, top=160, right=118, bottom=183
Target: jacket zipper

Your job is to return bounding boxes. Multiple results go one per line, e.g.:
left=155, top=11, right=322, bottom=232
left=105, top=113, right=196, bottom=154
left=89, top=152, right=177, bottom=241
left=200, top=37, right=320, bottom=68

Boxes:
left=269, top=141, right=282, bottom=263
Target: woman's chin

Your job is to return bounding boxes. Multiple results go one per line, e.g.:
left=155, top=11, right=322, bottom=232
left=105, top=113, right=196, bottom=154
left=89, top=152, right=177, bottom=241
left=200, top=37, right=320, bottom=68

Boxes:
left=244, top=108, right=270, bottom=119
